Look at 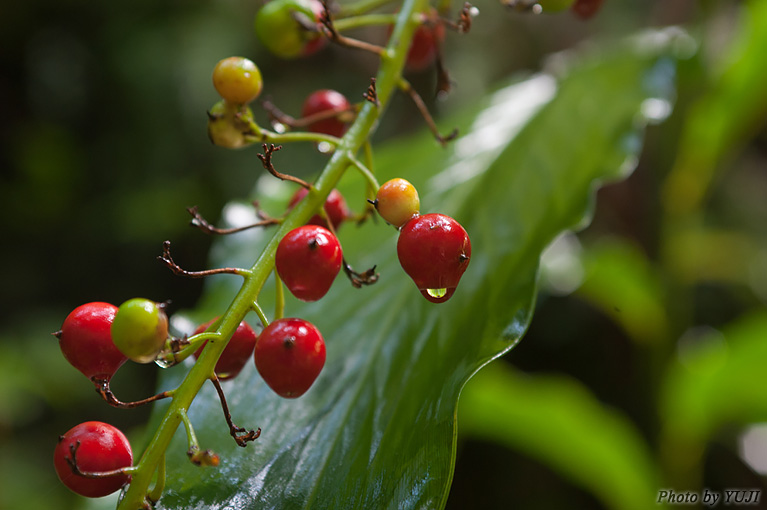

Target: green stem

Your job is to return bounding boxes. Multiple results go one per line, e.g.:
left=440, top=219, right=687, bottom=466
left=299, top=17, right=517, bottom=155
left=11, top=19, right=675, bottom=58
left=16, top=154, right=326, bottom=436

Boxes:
left=117, top=0, right=427, bottom=507
left=251, top=300, right=270, bottom=329
left=338, top=0, right=399, bottom=16
left=347, top=151, right=380, bottom=191
left=245, top=124, right=341, bottom=146
left=274, top=271, right=285, bottom=321
left=334, top=13, right=398, bottom=31
left=179, top=408, right=199, bottom=451
left=146, top=454, right=165, bottom=504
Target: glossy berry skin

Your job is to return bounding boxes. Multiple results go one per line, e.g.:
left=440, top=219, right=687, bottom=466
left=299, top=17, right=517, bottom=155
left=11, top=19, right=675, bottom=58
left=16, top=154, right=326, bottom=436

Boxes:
left=571, top=0, right=605, bottom=19
left=54, top=421, right=133, bottom=498
left=397, top=213, right=471, bottom=303
left=193, top=318, right=259, bottom=380
left=254, top=318, right=325, bottom=398
left=212, top=57, right=263, bottom=105
left=375, top=178, right=420, bottom=228
left=301, top=89, right=352, bottom=138
left=288, top=187, right=350, bottom=230
left=275, top=225, right=343, bottom=301
left=58, top=302, right=127, bottom=382
left=255, top=0, right=326, bottom=59
left=405, top=10, right=445, bottom=72
left=111, top=298, right=169, bottom=364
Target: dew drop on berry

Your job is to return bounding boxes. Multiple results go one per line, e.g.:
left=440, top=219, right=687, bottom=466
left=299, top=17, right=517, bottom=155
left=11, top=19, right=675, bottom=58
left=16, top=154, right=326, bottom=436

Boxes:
left=426, top=288, right=447, bottom=299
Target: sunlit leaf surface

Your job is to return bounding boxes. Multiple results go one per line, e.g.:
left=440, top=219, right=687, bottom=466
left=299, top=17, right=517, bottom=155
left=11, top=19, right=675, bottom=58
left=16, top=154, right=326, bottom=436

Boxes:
left=150, top=29, right=687, bottom=509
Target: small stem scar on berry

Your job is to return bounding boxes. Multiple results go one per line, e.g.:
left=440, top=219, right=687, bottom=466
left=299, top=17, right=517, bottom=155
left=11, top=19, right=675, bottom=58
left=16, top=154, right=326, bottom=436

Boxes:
left=65, top=441, right=138, bottom=479
left=398, top=78, right=458, bottom=146
left=319, top=0, right=386, bottom=55
left=95, top=378, right=174, bottom=409
left=158, top=240, right=251, bottom=278
left=188, top=205, right=280, bottom=235
left=257, top=144, right=312, bottom=189
left=211, top=375, right=261, bottom=447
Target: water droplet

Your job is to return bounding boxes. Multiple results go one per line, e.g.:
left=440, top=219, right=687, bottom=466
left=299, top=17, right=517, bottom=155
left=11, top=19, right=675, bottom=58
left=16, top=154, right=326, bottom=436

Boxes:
left=154, top=355, right=176, bottom=369
left=419, top=287, right=456, bottom=303
left=426, top=288, right=447, bottom=298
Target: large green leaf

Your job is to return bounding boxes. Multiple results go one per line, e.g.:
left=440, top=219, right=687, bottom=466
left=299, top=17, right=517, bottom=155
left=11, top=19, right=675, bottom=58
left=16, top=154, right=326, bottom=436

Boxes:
left=149, top=29, right=687, bottom=509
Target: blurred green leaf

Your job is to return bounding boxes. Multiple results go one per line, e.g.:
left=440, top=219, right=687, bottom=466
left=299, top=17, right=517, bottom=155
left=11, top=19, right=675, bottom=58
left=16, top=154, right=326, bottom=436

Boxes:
left=662, top=0, right=767, bottom=216
left=576, top=238, right=669, bottom=345
left=660, top=311, right=767, bottom=477
left=151, top=29, right=687, bottom=509
left=458, top=363, right=658, bottom=510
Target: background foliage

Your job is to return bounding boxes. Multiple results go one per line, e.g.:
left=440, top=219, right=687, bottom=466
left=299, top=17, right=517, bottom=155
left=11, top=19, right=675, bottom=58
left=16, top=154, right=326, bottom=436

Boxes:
left=1, top=0, right=766, bottom=509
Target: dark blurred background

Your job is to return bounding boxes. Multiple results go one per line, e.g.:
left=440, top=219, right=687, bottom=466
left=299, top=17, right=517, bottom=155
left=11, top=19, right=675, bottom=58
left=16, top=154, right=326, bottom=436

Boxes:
left=2, top=0, right=765, bottom=508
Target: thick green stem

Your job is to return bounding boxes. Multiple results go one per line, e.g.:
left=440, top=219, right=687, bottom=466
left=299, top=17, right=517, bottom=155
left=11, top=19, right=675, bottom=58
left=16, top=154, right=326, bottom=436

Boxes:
left=117, top=0, right=427, bottom=507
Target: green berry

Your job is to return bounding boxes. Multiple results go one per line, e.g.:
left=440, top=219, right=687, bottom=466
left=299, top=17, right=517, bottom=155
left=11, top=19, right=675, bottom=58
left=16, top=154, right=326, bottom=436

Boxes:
left=255, top=0, right=326, bottom=59
left=207, top=100, right=256, bottom=149
left=111, top=298, right=169, bottom=364
left=212, top=57, right=263, bottom=105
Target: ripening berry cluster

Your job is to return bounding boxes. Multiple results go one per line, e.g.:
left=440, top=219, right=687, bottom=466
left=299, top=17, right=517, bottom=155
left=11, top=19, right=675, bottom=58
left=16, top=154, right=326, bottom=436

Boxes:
left=53, top=295, right=326, bottom=498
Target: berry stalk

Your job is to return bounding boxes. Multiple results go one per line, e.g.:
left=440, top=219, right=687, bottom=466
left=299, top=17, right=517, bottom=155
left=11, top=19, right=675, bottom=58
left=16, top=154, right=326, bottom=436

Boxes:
left=117, top=0, right=428, bottom=507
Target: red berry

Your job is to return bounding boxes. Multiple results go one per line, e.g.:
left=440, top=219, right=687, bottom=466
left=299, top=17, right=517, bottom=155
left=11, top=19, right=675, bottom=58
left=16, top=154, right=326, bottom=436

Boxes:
left=571, top=0, right=605, bottom=19
left=403, top=10, right=445, bottom=72
left=397, top=213, right=471, bottom=303
left=54, top=421, right=133, bottom=498
left=276, top=225, right=343, bottom=301
left=287, top=187, right=350, bottom=230
left=193, top=318, right=258, bottom=380
left=301, top=89, right=352, bottom=138
left=58, top=302, right=127, bottom=382
left=254, top=318, right=326, bottom=398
